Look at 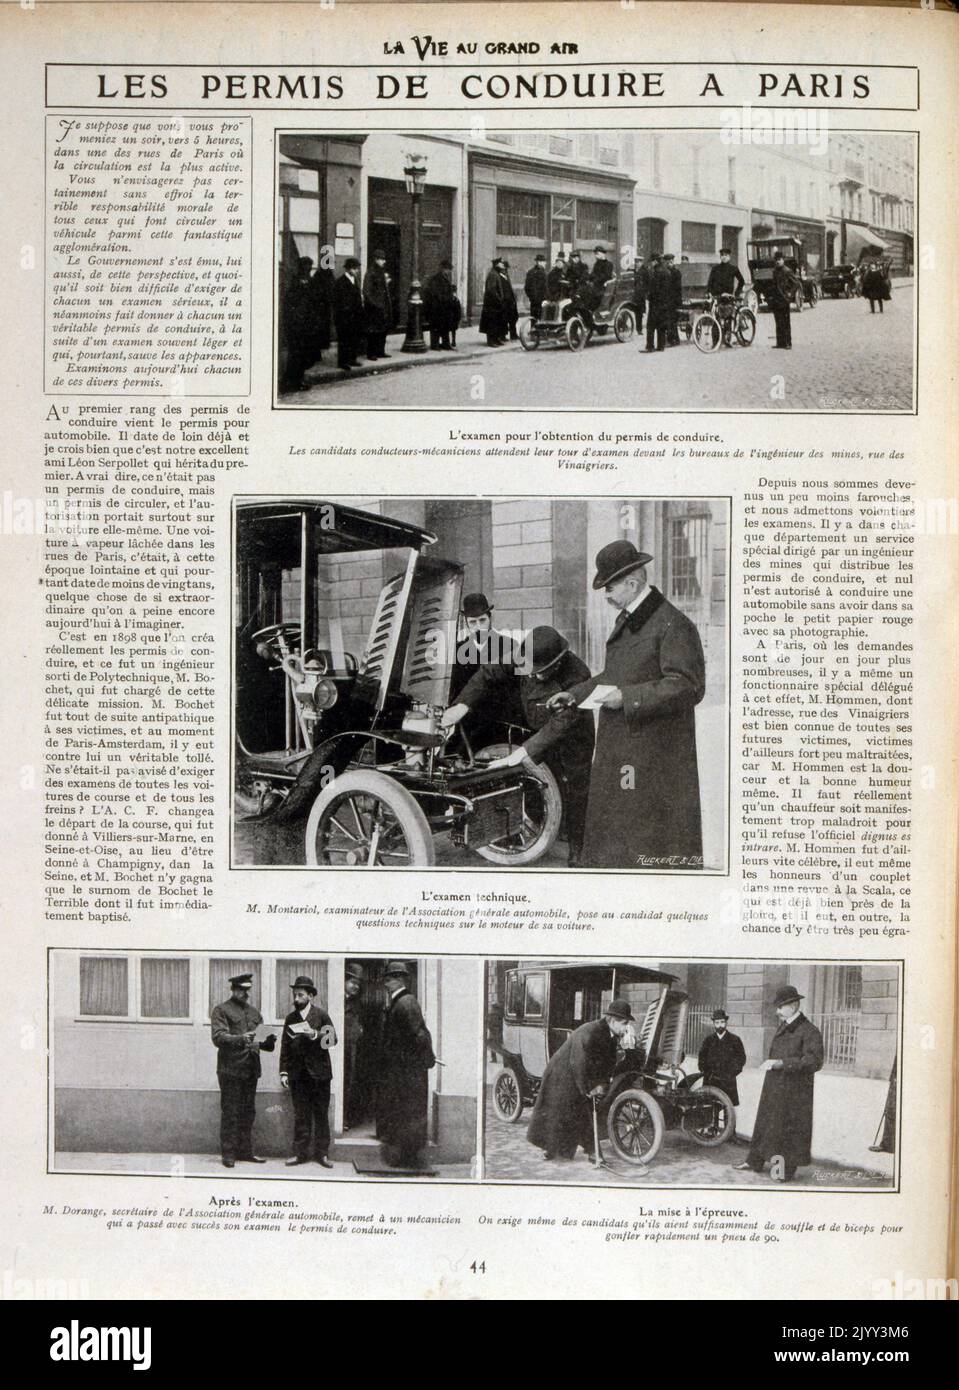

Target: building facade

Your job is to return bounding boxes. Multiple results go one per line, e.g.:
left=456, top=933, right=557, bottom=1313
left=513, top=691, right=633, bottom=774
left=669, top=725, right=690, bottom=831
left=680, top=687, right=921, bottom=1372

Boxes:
left=826, top=131, right=915, bottom=272
left=53, top=950, right=479, bottom=1164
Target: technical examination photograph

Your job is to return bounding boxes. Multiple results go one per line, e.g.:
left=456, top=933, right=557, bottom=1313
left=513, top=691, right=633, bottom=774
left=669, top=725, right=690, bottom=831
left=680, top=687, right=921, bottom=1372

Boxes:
left=483, top=957, right=899, bottom=1190
left=275, top=128, right=915, bottom=412
left=231, top=494, right=729, bottom=873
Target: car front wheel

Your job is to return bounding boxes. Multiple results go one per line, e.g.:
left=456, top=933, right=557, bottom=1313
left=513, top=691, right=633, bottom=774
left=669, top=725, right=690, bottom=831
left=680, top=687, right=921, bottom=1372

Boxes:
left=304, top=769, right=435, bottom=867
left=490, top=1066, right=525, bottom=1123
left=607, top=1088, right=665, bottom=1164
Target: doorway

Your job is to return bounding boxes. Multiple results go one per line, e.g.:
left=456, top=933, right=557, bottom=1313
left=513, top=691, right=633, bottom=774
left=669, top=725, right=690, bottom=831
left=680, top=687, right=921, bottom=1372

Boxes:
left=367, top=178, right=454, bottom=333
left=368, top=221, right=403, bottom=331
left=342, top=959, right=419, bottom=1139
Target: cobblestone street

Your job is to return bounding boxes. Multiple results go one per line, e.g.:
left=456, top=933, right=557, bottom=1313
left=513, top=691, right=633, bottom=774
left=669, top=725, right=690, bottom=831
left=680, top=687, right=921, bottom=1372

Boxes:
left=289, top=286, right=913, bottom=413
left=483, top=1097, right=894, bottom=1189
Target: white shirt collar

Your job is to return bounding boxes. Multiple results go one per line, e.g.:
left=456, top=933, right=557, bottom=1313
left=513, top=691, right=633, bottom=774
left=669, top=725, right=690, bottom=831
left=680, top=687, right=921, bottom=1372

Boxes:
left=624, top=583, right=652, bottom=615
left=298, top=1001, right=311, bottom=1021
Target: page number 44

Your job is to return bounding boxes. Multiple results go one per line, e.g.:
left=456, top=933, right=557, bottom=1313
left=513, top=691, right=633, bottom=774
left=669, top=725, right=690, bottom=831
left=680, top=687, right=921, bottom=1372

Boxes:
left=470, top=1260, right=487, bottom=1274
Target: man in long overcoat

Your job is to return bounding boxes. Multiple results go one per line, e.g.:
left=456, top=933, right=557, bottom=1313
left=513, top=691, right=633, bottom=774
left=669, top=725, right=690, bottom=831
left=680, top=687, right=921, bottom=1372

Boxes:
left=768, top=251, right=799, bottom=348
left=377, top=962, right=436, bottom=1168
left=527, top=1000, right=634, bottom=1160
left=698, top=1008, right=747, bottom=1105
left=362, top=250, right=392, bottom=359
left=479, top=258, right=510, bottom=345
left=552, top=540, right=706, bottom=870
left=333, top=257, right=365, bottom=370
left=734, top=986, right=824, bottom=1182
left=279, top=975, right=336, bottom=1167
left=210, top=972, right=276, bottom=1168
left=643, top=255, right=670, bottom=351
left=423, top=259, right=458, bottom=350
left=443, top=625, right=595, bottom=866
left=524, top=253, right=548, bottom=320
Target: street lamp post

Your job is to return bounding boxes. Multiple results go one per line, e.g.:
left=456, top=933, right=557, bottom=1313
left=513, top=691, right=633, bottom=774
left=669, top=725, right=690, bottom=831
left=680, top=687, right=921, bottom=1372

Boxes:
left=402, top=152, right=428, bottom=354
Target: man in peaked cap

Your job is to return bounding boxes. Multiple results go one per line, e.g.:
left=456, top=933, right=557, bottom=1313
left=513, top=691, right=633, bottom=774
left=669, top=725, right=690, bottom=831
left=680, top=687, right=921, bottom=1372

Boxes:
left=698, top=1007, right=747, bottom=1107
left=376, top=963, right=436, bottom=1169
left=733, top=986, right=824, bottom=1182
left=527, top=1000, right=638, bottom=1163
left=210, top=973, right=276, bottom=1168
left=549, top=539, right=705, bottom=870
left=444, top=624, right=595, bottom=866
left=280, top=976, right=337, bottom=1167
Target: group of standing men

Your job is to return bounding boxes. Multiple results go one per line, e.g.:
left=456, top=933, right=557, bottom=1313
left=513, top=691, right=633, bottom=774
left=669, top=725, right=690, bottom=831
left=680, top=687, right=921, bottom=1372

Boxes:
left=282, top=252, right=463, bottom=388
left=441, top=536, right=706, bottom=871
left=210, top=962, right=436, bottom=1172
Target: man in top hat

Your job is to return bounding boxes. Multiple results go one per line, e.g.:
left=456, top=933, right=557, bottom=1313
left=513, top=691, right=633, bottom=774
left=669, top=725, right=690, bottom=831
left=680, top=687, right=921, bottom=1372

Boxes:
left=698, top=1008, right=747, bottom=1106
left=333, top=256, right=365, bottom=371
left=547, top=251, right=569, bottom=300
left=767, top=250, right=799, bottom=349
left=733, top=986, right=823, bottom=1182
left=362, top=249, right=392, bottom=361
left=443, top=625, right=595, bottom=866
left=377, top=963, right=436, bottom=1169
left=423, top=258, right=459, bottom=351
left=445, top=592, right=523, bottom=748
left=527, top=1000, right=637, bottom=1163
left=707, top=247, right=746, bottom=301
left=211, top=973, right=276, bottom=1168
left=480, top=257, right=511, bottom=346
left=280, top=976, right=337, bottom=1167
left=524, top=253, right=548, bottom=321
left=550, top=540, right=706, bottom=870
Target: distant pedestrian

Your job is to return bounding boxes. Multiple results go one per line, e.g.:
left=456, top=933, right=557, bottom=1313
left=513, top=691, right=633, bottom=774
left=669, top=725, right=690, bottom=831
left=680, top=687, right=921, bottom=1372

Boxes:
left=479, top=257, right=510, bottom=346
left=333, top=257, right=364, bottom=371
left=862, top=260, right=887, bottom=314
left=362, top=250, right=392, bottom=359
left=524, top=253, right=548, bottom=320
left=767, top=251, right=799, bottom=349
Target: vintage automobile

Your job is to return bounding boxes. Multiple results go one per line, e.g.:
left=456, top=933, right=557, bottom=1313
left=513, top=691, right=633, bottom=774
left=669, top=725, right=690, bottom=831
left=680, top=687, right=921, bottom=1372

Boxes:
left=691, top=292, right=757, bottom=353
left=519, top=273, right=636, bottom=352
left=234, top=499, right=563, bottom=867
left=747, top=234, right=822, bottom=310
left=489, top=961, right=736, bottom=1163
left=820, top=262, right=861, bottom=299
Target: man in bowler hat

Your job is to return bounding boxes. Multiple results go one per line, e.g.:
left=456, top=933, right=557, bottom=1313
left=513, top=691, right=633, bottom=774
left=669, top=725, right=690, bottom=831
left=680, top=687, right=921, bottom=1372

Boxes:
left=445, top=592, right=523, bottom=747
left=527, top=1000, right=637, bottom=1163
left=733, top=986, right=823, bottom=1182
left=524, top=253, right=548, bottom=320
left=698, top=1008, right=747, bottom=1106
left=550, top=540, right=706, bottom=870
left=377, top=963, right=436, bottom=1169
left=443, top=624, right=595, bottom=865
left=280, top=976, right=337, bottom=1167
left=333, top=257, right=365, bottom=371
left=211, top=973, right=276, bottom=1168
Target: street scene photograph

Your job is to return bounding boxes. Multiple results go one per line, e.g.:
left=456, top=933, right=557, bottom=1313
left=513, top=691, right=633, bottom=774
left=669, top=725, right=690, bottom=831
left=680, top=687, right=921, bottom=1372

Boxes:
left=275, top=127, right=915, bottom=412
left=51, top=950, right=480, bottom=1182
left=232, top=494, right=728, bottom=873
left=483, top=957, right=899, bottom=1190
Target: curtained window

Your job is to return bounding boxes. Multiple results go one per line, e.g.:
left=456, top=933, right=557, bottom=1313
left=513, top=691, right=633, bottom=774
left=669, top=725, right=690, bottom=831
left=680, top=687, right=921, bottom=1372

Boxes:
left=208, top=959, right=261, bottom=1016
left=141, top=958, right=190, bottom=1019
left=79, top=957, right=129, bottom=1017
left=274, top=960, right=328, bottom=1019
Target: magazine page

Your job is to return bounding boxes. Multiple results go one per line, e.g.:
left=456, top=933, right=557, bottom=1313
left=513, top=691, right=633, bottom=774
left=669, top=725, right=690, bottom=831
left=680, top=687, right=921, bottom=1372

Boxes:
left=0, top=0, right=957, bottom=1334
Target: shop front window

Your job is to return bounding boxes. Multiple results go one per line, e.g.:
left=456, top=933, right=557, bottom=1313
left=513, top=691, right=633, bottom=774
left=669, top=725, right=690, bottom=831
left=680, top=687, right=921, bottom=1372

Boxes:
left=496, top=189, right=546, bottom=239
left=576, top=198, right=617, bottom=245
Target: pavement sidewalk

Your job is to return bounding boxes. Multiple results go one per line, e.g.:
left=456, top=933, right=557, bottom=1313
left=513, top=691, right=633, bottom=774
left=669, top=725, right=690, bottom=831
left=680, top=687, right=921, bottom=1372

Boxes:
left=280, top=324, right=527, bottom=397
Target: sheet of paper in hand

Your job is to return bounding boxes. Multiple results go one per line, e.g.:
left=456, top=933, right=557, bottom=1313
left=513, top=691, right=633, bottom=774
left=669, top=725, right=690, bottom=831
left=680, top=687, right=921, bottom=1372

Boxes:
left=578, top=684, right=617, bottom=711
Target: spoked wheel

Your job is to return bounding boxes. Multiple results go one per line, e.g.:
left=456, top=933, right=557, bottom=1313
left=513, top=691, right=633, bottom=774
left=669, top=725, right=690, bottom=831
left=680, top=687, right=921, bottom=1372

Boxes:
left=565, top=315, right=588, bottom=352
left=744, top=288, right=759, bottom=315
left=735, top=308, right=757, bottom=346
left=607, top=1088, right=665, bottom=1164
left=681, top=1085, right=736, bottom=1147
left=519, top=318, right=540, bottom=350
left=304, top=770, right=435, bottom=867
left=794, top=288, right=805, bottom=312
left=474, top=744, right=563, bottom=866
left=613, top=306, right=636, bottom=342
left=490, top=1066, right=525, bottom=1124
left=693, top=312, right=722, bottom=353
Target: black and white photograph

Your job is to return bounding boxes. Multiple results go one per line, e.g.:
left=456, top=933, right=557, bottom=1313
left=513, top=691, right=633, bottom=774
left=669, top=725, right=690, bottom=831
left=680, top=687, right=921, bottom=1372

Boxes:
left=50, top=950, right=480, bottom=1181
left=275, top=128, right=915, bottom=413
left=484, top=957, right=900, bottom=1190
left=232, top=494, right=729, bottom=872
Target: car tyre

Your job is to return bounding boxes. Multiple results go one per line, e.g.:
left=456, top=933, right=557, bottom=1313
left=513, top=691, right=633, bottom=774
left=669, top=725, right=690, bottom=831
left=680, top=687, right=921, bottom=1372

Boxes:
left=304, top=769, right=435, bottom=867
left=474, top=745, right=563, bottom=866
left=680, top=1085, right=736, bottom=1147
left=607, top=1088, right=665, bottom=1164
left=490, top=1066, right=525, bottom=1123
